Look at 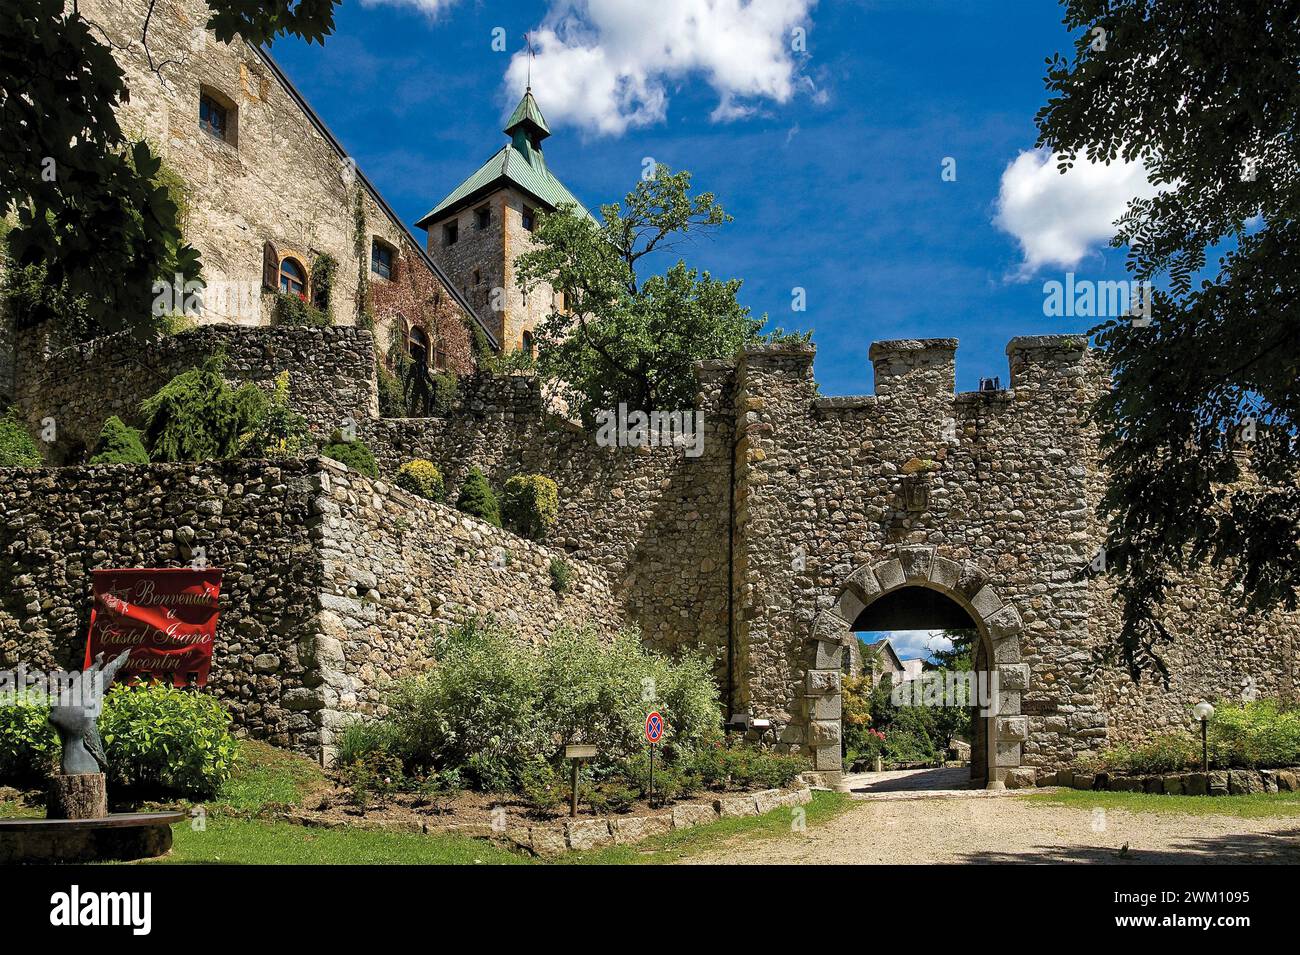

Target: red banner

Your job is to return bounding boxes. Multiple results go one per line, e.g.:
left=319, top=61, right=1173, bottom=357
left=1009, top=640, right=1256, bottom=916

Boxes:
left=84, top=569, right=222, bottom=687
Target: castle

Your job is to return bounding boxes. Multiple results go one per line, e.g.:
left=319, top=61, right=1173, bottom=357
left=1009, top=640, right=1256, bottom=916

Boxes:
left=1, top=1, right=1296, bottom=788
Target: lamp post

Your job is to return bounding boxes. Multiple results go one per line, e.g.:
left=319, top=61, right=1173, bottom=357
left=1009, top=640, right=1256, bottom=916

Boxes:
left=1192, top=701, right=1215, bottom=772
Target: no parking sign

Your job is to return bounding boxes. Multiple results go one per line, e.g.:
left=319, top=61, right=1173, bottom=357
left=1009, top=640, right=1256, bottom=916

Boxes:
left=645, top=710, right=664, bottom=743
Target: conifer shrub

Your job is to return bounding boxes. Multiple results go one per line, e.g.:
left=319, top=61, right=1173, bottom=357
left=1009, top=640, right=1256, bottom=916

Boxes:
left=396, top=459, right=445, bottom=502
left=271, top=291, right=330, bottom=327
left=321, top=430, right=378, bottom=477
left=139, top=353, right=267, bottom=462
left=0, top=409, right=41, bottom=466
left=241, top=371, right=309, bottom=458
left=88, top=415, right=148, bottom=464
left=455, top=466, right=500, bottom=526
left=501, top=474, right=559, bottom=539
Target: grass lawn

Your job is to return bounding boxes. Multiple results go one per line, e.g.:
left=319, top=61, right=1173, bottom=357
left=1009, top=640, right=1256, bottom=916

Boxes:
left=1027, top=787, right=1300, bottom=818
left=152, top=790, right=851, bottom=865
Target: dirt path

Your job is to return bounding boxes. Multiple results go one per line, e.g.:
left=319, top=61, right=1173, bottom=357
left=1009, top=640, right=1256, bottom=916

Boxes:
left=679, top=795, right=1300, bottom=864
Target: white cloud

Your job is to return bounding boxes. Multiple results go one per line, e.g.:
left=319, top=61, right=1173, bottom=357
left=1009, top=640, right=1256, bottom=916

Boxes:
left=504, top=0, right=819, bottom=136
left=861, top=630, right=950, bottom=661
left=993, top=149, right=1166, bottom=278
left=358, top=0, right=459, bottom=18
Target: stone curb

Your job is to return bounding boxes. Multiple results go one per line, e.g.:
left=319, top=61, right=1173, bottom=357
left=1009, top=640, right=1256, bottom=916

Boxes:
left=275, top=786, right=815, bottom=857
left=1044, top=766, right=1300, bottom=796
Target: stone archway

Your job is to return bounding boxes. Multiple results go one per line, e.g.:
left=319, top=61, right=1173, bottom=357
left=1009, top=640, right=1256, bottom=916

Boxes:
left=806, top=546, right=1029, bottom=789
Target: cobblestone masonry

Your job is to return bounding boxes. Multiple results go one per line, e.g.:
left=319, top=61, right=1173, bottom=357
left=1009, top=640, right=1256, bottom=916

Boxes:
left=0, top=457, right=621, bottom=762
left=14, top=325, right=377, bottom=464
left=3, top=331, right=1297, bottom=779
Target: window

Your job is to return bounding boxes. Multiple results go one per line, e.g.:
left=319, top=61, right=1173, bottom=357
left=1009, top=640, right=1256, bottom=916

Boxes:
left=472, top=269, right=481, bottom=285
left=475, top=206, right=491, bottom=230
left=443, top=221, right=458, bottom=246
left=432, top=342, right=449, bottom=371
left=371, top=240, right=393, bottom=280
left=521, top=208, right=535, bottom=232
left=521, top=330, right=535, bottom=357
left=279, top=257, right=307, bottom=297
left=408, top=325, right=430, bottom=366
left=199, top=94, right=229, bottom=141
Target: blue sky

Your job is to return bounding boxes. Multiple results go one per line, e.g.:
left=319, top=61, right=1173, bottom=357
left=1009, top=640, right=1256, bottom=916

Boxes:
left=270, top=0, right=1156, bottom=396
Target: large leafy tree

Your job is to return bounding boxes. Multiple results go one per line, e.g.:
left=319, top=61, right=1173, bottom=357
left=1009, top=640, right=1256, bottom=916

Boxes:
left=0, top=0, right=340, bottom=340
left=514, top=165, right=767, bottom=424
left=1036, top=0, right=1300, bottom=677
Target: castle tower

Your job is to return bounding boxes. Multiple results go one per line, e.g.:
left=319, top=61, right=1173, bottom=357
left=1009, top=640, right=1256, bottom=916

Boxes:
left=416, top=89, right=592, bottom=353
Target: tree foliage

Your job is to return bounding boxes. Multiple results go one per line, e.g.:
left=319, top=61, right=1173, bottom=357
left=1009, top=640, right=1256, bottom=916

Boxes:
left=1035, top=0, right=1300, bottom=677
left=456, top=466, right=501, bottom=527
left=88, top=415, right=149, bottom=465
left=515, top=165, right=767, bottom=424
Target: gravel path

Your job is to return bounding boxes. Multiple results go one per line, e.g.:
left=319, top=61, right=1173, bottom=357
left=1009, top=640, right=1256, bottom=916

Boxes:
left=680, top=795, right=1300, bottom=865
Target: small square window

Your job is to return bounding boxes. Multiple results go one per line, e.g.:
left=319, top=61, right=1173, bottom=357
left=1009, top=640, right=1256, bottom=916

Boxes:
left=371, top=241, right=393, bottom=280
left=443, top=221, right=458, bottom=245
left=472, top=269, right=481, bottom=285
left=199, top=94, right=228, bottom=141
left=521, top=208, right=535, bottom=232
left=475, top=206, right=491, bottom=230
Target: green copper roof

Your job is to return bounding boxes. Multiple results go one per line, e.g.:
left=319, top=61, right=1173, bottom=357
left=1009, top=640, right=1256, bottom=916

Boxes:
left=504, top=88, right=550, bottom=140
left=416, top=90, right=592, bottom=228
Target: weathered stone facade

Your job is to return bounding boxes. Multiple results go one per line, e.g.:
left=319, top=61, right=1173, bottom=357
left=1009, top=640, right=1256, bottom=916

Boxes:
left=0, top=456, right=622, bottom=762
left=3, top=326, right=1297, bottom=781
left=49, top=0, right=490, bottom=371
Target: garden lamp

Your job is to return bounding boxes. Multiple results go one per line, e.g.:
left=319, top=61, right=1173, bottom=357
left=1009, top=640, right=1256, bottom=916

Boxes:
left=1192, top=701, right=1215, bottom=772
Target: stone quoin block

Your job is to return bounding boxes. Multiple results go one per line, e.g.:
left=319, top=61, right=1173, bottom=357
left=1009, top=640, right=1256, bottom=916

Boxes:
left=987, top=604, right=1023, bottom=641
left=809, top=720, right=841, bottom=746
left=996, top=716, right=1029, bottom=741
left=809, top=694, right=842, bottom=720
left=970, top=585, right=1004, bottom=621
left=813, top=639, right=844, bottom=670
left=845, top=564, right=883, bottom=601
left=806, top=670, right=841, bottom=695
left=998, top=664, right=1031, bottom=691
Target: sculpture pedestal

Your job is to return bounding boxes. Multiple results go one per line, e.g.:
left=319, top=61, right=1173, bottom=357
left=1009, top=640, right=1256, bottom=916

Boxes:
left=0, top=813, right=184, bottom=864
left=47, top=773, right=108, bottom=820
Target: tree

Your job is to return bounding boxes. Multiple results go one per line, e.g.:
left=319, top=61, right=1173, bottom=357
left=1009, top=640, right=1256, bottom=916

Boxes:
left=0, top=0, right=340, bottom=341
left=514, top=165, right=767, bottom=425
left=1035, top=0, right=1300, bottom=678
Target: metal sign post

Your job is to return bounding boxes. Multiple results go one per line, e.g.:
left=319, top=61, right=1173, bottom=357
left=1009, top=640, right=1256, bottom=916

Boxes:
left=564, top=744, right=598, bottom=818
left=644, top=711, right=664, bottom=808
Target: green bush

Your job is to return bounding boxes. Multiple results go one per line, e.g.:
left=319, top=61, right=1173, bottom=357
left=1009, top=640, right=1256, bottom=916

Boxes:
left=321, top=432, right=378, bottom=477
left=501, top=474, right=559, bottom=540
left=1209, top=700, right=1300, bottom=768
left=271, top=291, right=331, bottom=327
left=99, top=683, right=239, bottom=798
left=0, top=695, right=58, bottom=785
left=396, top=459, right=446, bottom=502
left=0, top=684, right=238, bottom=798
left=1103, top=733, right=1199, bottom=774
left=456, top=466, right=500, bottom=526
left=681, top=742, right=807, bottom=791
left=377, top=361, right=407, bottom=417
left=241, top=371, right=309, bottom=458
left=377, top=619, right=721, bottom=793
left=0, top=409, right=41, bottom=467
left=140, top=353, right=267, bottom=462
left=335, top=718, right=402, bottom=767
left=549, top=557, right=573, bottom=594
left=88, top=415, right=149, bottom=464
left=430, top=370, right=458, bottom=414
left=340, top=750, right=405, bottom=807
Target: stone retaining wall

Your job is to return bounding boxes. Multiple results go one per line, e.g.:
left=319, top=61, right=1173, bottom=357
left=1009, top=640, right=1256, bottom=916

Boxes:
left=14, top=325, right=377, bottom=464
left=0, top=456, right=621, bottom=762
left=1054, top=767, right=1300, bottom=796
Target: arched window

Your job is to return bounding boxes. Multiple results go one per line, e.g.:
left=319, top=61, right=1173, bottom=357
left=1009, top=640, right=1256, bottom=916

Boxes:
left=279, top=257, right=306, bottom=297
left=521, top=330, right=535, bottom=357
left=408, top=325, right=430, bottom=366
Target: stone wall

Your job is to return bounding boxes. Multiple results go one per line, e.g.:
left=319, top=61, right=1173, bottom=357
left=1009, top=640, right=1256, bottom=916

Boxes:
left=360, top=368, right=736, bottom=686
left=0, top=456, right=622, bottom=762
left=310, top=455, right=624, bottom=758
left=14, top=325, right=377, bottom=464
left=0, top=459, right=324, bottom=752
left=728, top=337, right=1300, bottom=786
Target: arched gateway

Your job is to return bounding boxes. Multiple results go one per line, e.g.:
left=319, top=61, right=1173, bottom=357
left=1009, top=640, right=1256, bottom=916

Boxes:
left=806, top=546, right=1028, bottom=788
